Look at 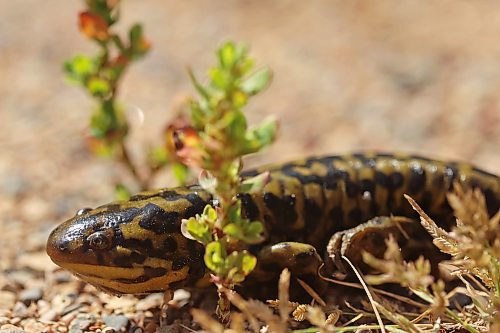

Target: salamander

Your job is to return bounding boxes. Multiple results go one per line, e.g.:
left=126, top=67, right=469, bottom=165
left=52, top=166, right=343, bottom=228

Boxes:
left=46, top=152, right=499, bottom=295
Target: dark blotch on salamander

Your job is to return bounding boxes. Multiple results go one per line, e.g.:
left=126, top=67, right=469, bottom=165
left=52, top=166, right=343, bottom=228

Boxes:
left=163, top=236, right=178, bottom=252
left=408, top=164, right=426, bottom=194
left=139, top=203, right=180, bottom=234
left=172, top=256, right=189, bottom=271
left=238, top=193, right=260, bottom=221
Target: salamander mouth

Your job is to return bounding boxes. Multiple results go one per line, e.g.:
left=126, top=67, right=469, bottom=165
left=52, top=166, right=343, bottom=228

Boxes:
left=73, top=273, right=124, bottom=296
left=47, top=258, right=124, bottom=295
left=50, top=260, right=188, bottom=295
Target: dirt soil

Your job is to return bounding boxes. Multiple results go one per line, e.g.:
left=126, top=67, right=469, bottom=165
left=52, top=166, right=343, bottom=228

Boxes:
left=0, top=1, right=499, bottom=332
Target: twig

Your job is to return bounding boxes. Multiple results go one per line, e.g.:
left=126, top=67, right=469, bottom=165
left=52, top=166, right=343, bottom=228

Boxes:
left=341, top=255, right=387, bottom=333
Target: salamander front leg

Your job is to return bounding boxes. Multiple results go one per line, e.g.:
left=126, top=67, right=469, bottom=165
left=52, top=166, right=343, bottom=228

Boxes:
left=326, top=216, right=410, bottom=276
left=248, top=242, right=326, bottom=299
left=253, top=242, right=323, bottom=280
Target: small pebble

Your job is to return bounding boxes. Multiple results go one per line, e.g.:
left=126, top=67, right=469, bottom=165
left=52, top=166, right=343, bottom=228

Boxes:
left=39, top=309, right=57, bottom=322
left=68, top=314, right=95, bottom=333
left=102, top=295, right=135, bottom=311
left=103, top=315, right=129, bottom=332
left=20, top=319, right=46, bottom=333
left=11, top=303, right=29, bottom=319
left=135, top=293, right=163, bottom=311
left=51, top=271, right=73, bottom=283
left=8, top=319, right=20, bottom=326
left=19, top=288, right=43, bottom=305
left=5, top=271, right=34, bottom=287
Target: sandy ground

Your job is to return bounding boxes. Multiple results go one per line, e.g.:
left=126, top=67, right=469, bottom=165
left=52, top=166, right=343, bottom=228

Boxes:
left=0, top=1, right=499, bottom=331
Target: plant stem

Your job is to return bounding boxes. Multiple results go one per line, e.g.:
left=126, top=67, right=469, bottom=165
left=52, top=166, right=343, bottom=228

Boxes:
left=119, top=141, right=147, bottom=190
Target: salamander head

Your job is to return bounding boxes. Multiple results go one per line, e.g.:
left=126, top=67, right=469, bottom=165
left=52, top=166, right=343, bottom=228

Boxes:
left=46, top=198, right=208, bottom=295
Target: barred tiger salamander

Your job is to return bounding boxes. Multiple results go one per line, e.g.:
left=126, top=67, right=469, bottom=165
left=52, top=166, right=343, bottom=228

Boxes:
left=46, top=152, right=499, bottom=295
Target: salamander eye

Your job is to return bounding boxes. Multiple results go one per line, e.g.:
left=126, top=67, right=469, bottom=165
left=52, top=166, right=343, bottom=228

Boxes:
left=76, top=208, right=92, bottom=216
left=87, top=232, right=111, bottom=250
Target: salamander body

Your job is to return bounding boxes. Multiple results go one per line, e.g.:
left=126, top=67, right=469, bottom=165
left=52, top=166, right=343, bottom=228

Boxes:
left=46, top=152, right=499, bottom=295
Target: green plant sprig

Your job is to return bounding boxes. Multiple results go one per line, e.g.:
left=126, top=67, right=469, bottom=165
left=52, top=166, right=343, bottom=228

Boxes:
left=177, top=41, right=277, bottom=320
left=64, top=0, right=188, bottom=192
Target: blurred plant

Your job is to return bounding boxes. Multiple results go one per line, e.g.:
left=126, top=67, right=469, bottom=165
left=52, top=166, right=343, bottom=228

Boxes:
left=175, top=41, right=277, bottom=321
left=64, top=0, right=188, bottom=192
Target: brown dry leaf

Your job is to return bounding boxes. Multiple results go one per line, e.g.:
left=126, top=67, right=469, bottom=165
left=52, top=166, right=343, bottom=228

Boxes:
left=363, top=236, right=434, bottom=290
left=224, top=291, right=260, bottom=333
left=246, top=299, right=285, bottom=333
left=229, top=312, right=246, bottom=333
left=305, top=306, right=326, bottom=327
left=428, top=280, right=448, bottom=318
left=404, top=194, right=461, bottom=256
left=266, top=300, right=299, bottom=311
left=447, top=184, right=490, bottom=233
left=278, top=269, right=290, bottom=322
left=291, top=305, right=307, bottom=322
left=325, top=311, right=341, bottom=326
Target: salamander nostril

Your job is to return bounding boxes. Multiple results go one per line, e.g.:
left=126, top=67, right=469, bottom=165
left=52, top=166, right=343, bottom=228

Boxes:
left=57, top=239, right=69, bottom=252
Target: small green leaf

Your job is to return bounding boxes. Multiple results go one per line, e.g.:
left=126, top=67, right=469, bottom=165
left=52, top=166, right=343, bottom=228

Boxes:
left=205, top=241, right=226, bottom=274
left=189, top=100, right=205, bottom=130
left=104, top=63, right=124, bottom=82
left=90, top=110, right=111, bottom=138
left=128, top=24, right=149, bottom=57
left=114, top=184, right=131, bottom=201
left=243, top=221, right=265, bottom=244
left=223, top=223, right=243, bottom=239
left=87, top=77, right=110, bottom=97
left=227, top=201, right=242, bottom=223
left=251, top=117, right=278, bottom=146
left=64, top=55, right=96, bottom=83
left=183, top=217, right=212, bottom=244
left=203, top=204, right=218, bottom=223
left=222, top=110, right=247, bottom=141
left=90, top=101, right=128, bottom=139
left=226, top=250, right=256, bottom=283
left=172, top=162, right=189, bottom=185
left=239, top=171, right=270, bottom=194
left=208, top=67, right=228, bottom=90
left=188, top=69, right=210, bottom=101
left=129, top=24, right=143, bottom=47
left=239, top=117, right=278, bottom=154
left=240, top=67, right=272, bottom=96
left=240, top=251, right=257, bottom=275
left=231, top=90, right=248, bottom=109
left=218, top=42, right=236, bottom=69
left=233, top=43, right=248, bottom=62
left=238, top=57, right=254, bottom=76
left=86, top=0, right=116, bottom=25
